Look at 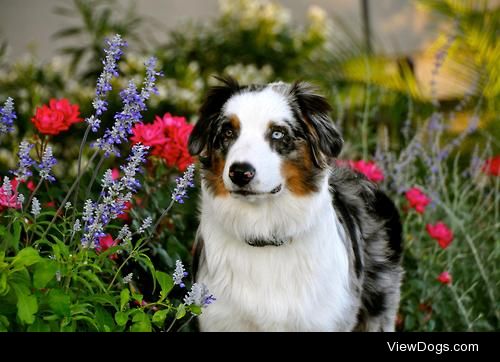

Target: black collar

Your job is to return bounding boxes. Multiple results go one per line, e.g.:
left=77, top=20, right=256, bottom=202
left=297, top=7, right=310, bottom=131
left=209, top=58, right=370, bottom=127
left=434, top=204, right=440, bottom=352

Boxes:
left=245, top=236, right=291, bottom=247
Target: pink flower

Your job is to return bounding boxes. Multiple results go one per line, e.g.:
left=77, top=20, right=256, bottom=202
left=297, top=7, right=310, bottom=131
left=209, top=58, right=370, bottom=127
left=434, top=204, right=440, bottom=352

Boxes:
left=111, top=168, right=120, bottom=181
left=405, top=187, right=431, bottom=214
left=437, top=271, right=452, bottom=285
left=97, top=234, right=118, bottom=260
left=482, top=156, right=500, bottom=176
left=26, top=180, right=36, bottom=192
left=426, top=221, right=453, bottom=249
left=338, top=160, right=384, bottom=182
left=0, top=178, right=21, bottom=211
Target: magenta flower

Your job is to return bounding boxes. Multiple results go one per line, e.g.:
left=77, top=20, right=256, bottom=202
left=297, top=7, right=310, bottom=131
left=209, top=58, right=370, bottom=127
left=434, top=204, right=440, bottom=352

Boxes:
left=426, top=221, right=454, bottom=249
left=405, top=187, right=431, bottom=214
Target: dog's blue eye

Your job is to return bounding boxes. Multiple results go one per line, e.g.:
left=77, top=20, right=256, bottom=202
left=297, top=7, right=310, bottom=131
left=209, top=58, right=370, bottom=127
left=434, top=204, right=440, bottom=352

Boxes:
left=272, top=130, right=284, bottom=140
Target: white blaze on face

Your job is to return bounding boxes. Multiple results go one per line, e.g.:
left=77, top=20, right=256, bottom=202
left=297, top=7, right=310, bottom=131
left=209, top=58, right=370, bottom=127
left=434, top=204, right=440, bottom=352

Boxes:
left=222, top=87, right=293, bottom=194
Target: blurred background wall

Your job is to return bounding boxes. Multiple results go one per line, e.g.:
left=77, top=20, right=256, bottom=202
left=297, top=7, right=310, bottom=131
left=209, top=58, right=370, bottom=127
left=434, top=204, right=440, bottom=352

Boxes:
left=1, top=0, right=444, bottom=62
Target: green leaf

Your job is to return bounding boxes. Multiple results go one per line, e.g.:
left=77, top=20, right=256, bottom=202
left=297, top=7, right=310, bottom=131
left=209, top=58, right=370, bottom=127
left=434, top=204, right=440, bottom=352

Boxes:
left=2, top=222, right=22, bottom=252
left=152, top=309, right=169, bottom=326
left=70, top=302, right=92, bottom=315
left=155, top=271, right=174, bottom=301
left=72, top=315, right=99, bottom=331
left=175, top=304, right=186, bottom=320
left=11, top=221, right=21, bottom=251
left=84, top=294, right=118, bottom=310
left=10, top=247, right=41, bottom=271
left=48, top=289, right=71, bottom=317
left=0, top=315, right=10, bottom=332
left=52, top=240, right=69, bottom=259
left=188, top=305, right=202, bottom=316
left=12, top=283, right=38, bottom=325
left=42, top=314, right=60, bottom=321
left=131, top=292, right=143, bottom=304
left=61, top=320, right=76, bottom=332
left=26, top=318, right=51, bottom=332
left=114, top=311, right=130, bottom=327
left=95, top=305, right=116, bottom=332
left=80, top=270, right=106, bottom=292
left=33, top=261, right=58, bottom=289
left=120, top=289, right=130, bottom=311
left=72, top=275, right=95, bottom=293
left=137, top=254, right=156, bottom=292
left=0, top=272, right=8, bottom=296
left=130, top=310, right=152, bottom=332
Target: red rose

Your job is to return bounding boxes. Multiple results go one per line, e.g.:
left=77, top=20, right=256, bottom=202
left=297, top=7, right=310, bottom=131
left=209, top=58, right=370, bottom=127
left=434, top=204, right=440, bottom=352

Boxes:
left=49, top=98, right=81, bottom=125
left=157, top=113, right=194, bottom=171
left=405, top=187, right=431, bottom=214
left=426, top=221, right=453, bottom=249
left=130, top=121, right=167, bottom=152
left=0, top=178, right=21, bottom=212
left=482, top=156, right=500, bottom=176
left=131, top=113, right=194, bottom=171
left=31, top=98, right=82, bottom=135
left=97, top=234, right=118, bottom=260
left=437, top=271, right=452, bottom=285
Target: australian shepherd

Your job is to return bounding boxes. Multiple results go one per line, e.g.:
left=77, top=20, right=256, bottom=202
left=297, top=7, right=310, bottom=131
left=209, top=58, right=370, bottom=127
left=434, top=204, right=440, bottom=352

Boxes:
left=188, top=77, right=403, bottom=331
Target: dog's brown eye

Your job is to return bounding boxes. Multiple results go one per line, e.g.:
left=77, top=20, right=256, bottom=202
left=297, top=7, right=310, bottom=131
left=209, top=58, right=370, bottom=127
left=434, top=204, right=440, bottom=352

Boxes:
left=224, top=129, right=234, bottom=138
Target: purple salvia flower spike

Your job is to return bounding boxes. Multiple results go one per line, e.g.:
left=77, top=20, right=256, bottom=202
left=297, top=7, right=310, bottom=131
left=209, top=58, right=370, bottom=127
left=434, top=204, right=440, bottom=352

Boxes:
left=0, top=97, right=16, bottom=135
left=87, top=34, right=127, bottom=132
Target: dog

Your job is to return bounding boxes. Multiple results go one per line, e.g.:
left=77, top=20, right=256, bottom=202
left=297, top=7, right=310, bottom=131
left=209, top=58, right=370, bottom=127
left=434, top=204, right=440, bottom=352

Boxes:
left=188, top=77, right=403, bottom=331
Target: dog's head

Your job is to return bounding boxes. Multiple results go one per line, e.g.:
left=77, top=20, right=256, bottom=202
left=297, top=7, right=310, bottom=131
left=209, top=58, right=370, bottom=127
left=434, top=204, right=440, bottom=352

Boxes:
left=188, top=76, right=343, bottom=201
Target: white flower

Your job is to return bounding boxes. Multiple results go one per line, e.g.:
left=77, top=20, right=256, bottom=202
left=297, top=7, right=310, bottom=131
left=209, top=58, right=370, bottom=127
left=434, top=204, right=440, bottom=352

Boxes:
left=173, top=260, right=188, bottom=288
left=122, top=273, right=133, bottom=284
left=138, top=216, right=152, bottom=234
left=31, top=197, right=41, bottom=217
left=184, top=282, right=215, bottom=307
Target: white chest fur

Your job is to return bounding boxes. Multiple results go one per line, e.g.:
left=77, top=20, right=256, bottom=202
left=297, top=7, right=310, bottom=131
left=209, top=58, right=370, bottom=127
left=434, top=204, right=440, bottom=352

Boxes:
left=196, top=178, right=359, bottom=331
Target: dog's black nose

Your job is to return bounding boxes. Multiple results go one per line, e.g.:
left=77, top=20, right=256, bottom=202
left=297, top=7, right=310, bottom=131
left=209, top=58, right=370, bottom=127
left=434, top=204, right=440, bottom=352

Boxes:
left=229, top=162, right=255, bottom=187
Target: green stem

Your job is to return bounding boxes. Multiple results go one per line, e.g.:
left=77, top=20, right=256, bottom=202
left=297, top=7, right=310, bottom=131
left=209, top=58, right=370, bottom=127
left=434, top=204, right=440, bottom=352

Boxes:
left=436, top=199, right=498, bottom=321
left=144, top=199, right=175, bottom=244
left=448, top=284, right=472, bottom=331
left=176, top=315, right=194, bottom=332
left=107, top=245, right=141, bottom=291
left=84, top=154, right=106, bottom=201
left=166, top=314, right=178, bottom=332
left=40, top=150, right=99, bottom=242
left=71, top=125, right=92, bottom=222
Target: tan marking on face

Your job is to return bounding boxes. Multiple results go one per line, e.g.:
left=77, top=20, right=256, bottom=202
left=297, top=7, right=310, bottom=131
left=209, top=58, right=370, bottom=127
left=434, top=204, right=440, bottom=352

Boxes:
left=281, top=142, right=319, bottom=196
left=228, top=114, right=241, bottom=132
left=204, top=152, right=229, bottom=197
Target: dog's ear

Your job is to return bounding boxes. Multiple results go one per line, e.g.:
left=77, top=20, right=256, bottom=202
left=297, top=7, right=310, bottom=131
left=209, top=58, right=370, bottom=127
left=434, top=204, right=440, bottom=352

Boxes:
left=289, top=81, right=343, bottom=167
left=188, top=76, right=241, bottom=157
